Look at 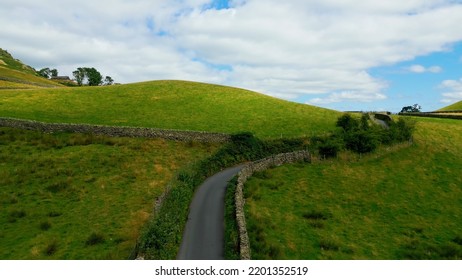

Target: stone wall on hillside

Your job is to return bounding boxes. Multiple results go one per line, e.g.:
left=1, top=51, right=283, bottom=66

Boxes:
left=0, top=117, right=231, bottom=143
left=235, top=150, right=311, bottom=260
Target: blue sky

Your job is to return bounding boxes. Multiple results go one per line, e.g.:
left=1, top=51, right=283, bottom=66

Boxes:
left=302, top=42, right=462, bottom=112
left=367, top=43, right=462, bottom=112
left=1, top=0, right=462, bottom=112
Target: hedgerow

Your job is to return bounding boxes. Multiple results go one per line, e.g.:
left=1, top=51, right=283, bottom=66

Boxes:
left=312, top=113, right=415, bottom=158
left=136, top=132, right=308, bottom=259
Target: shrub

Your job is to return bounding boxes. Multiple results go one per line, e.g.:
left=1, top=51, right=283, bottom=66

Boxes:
left=303, top=210, right=330, bottom=221
left=85, top=232, right=105, bottom=246
left=48, top=211, right=62, bottom=217
left=344, top=130, right=379, bottom=154
left=8, top=209, right=26, bottom=222
left=317, top=136, right=343, bottom=158
left=319, top=239, right=341, bottom=251
left=39, top=221, right=52, bottom=231
left=44, top=240, right=58, bottom=256
left=336, top=114, right=359, bottom=132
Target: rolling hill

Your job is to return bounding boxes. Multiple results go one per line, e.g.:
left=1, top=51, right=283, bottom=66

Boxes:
left=0, top=80, right=341, bottom=139
left=438, top=100, right=462, bottom=111
left=0, top=48, right=63, bottom=89
left=2, top=48, right=461, bottom=260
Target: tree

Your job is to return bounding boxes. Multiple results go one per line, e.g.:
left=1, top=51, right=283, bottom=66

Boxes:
left=85, top=67, right=103, bottom=86
left=400, top=104, right=421, bottom=113
left=38, top=68, right=59, bottom=79
left=104, top=76, right=114, bottom=86
left=72, top=67, right=103, bottom=86
left=38, top=68, right=51, bottom=78
left=50, top=69, right=58, bottom=78
left=72, top=68, right=85, bottom=86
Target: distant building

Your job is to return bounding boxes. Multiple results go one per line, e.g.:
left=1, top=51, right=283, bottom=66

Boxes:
left=51, top=76, right=72, bottom=81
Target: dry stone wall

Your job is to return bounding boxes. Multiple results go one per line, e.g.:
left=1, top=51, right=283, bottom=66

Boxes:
left=235, top=150, right=311, bottom=260
left=0, top=117, right=231, bottom=143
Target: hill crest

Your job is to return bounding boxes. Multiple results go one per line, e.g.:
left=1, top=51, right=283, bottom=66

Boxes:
left=0, top=48, right=63, bottom=89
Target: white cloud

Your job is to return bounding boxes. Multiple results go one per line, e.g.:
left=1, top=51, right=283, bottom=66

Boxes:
left=1, top=0, right=462, bottom=106
left=440, top=78, right=462, bottom=103
left=308, top=91, right=387, bottom=105
left=407, top=64, right=443, bottom=73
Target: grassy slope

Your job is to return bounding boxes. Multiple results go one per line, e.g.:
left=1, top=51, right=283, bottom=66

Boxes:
left=0, top=80, right=340, bottom=138
left=438, top=101, right=462, bottom=111
left=0, top=127, right=217, bottom=259
left=0, top=49, right=63, bottom=88
left=244, top=117, right=462, bottom=259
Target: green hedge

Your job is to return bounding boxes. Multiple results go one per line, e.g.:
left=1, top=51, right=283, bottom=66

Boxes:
left=312, top=114, right=415, bottom=157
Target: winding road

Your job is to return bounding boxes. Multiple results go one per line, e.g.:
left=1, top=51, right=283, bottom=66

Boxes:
left=177, top=165, right=244, bottom=260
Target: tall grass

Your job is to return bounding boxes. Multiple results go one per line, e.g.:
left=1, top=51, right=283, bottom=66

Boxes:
left=0, top=127, right=216, bottom=259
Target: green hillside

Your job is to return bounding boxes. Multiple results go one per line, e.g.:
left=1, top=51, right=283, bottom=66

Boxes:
left=0, top=80, right=340, bottom=138
left=438, top=100, right=462, bottom=111
left=244, top=117, right=462, bottom=259
left=0, top=127, right=217, bottom=259
left=0, top=49, right=62, bottom=89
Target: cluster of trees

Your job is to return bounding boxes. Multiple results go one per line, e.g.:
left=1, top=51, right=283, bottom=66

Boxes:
left=37, top=68, right=59, bottom=79
left=312, top=113, right=415, bottom=158
left=37, top=66, right=114, bottom=86
left=72, top=67, right=114, bottom=86
left=400, top=104, right=421, bottom=113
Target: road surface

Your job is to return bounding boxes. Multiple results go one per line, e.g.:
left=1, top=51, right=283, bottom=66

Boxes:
left=177, top=165, right=244, bottom=260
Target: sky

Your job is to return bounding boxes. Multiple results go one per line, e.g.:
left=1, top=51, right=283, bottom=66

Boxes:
left=1, top=0, right=462, bottom=112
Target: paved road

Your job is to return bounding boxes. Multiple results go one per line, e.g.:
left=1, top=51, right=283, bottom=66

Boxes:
left=177, top=165, right=244, bottom=260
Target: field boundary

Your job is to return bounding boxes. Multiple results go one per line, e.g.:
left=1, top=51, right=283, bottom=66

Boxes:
left=235, top=150, right=311, bottom=259
left=398, top=112, right=462, bottom=120
left=0, top=117, right=231, bottom=143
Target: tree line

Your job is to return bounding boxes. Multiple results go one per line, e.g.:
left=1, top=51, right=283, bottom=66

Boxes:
left=37, top=67, right=114, bottom=86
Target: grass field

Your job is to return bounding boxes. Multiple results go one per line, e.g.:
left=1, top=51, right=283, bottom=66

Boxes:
left=244, top=117, right=462, bottom=259
left=0, top=80, right=340, bottom=139
left=0, top=127, right=217, bottom=259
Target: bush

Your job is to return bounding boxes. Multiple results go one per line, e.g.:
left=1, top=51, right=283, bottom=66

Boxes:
left=44, top=240, right=58, bottom=256
left=344, top=130, right=379, bottom=154
left=39, top=221, right=52, bottom=231
left=317, top=137, right=343, bottom=158
left=336, top=114, right=359, bottom=132
left=310, top=114, right=416, bottom=158
left=85, top=232, right=105, bottom=246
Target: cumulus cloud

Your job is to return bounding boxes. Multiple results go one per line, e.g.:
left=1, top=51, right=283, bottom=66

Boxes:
left=440, top=78, right=462, bottom=103
left=407, top=64, right=443, bottom=73
left=1, top=0, right=462, bottom=106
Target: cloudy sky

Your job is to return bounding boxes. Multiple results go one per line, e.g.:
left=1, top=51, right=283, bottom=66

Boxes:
left=2, top=0, right=462, bottom=112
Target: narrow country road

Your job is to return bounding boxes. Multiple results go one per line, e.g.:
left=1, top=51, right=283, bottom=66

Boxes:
left=177, top=165, right=244, bottom=260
